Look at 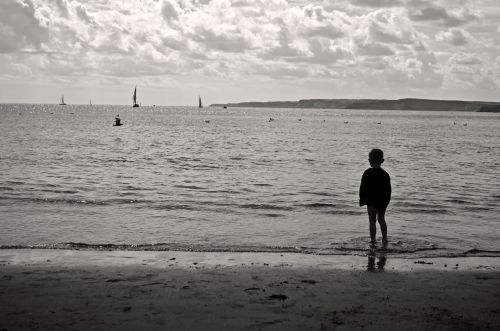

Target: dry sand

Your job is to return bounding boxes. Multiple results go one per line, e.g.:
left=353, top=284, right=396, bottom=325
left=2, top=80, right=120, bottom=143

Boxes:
left=0, top=249, right=499, bottom=330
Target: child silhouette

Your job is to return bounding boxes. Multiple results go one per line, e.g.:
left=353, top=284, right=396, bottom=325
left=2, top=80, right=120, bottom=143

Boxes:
left=359, top=149, right=391, bottom=246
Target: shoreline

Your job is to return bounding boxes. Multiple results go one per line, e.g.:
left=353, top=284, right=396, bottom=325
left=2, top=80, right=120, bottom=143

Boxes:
left=1, top=249, right=500, bottom=272
left=1, top=250, right=499, bottom=330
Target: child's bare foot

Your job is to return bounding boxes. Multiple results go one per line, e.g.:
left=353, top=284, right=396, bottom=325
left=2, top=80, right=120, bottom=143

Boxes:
left=382, top=238, right=388, bottom=246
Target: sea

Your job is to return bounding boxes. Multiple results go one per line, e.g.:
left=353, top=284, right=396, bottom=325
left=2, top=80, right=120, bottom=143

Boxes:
left=0, top=104, right=499, bottom=258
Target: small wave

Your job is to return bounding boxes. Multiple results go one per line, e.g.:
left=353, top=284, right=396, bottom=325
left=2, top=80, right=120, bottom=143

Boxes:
left=173, top=185, right=206, bottom=190
left=239, top=203, right=294, bottom=211
left=105, top=158, right=134, bottom=163
left=149, top=204, right=197, bottom=211
left=4, top=181, right=25, bottom=186
left=122, top=185, right=143, bottom=191
left=464, top=248, right=500, bottom=257
left=202, top=189, right=241, bottom=194
left=39, top=189, right=79, bottom=194
left=177, top=157, right=201, bottom=162
left=262, top=213, right=285, bottom=218
left=446, top=199, right=468, bottom=204
left=463, top=206, right=494, bottom=212
left=398, top=201, right=446, bottom=209
left=321, top=210, right=364, bottom=216
left=0, top=196, right=157, bottom=206
left=190, top=164, right=223, bottom=170
left=302, top=203, right=336, bottom=208
left=307, top=192, right=337, bottom=197
left=0, top=196, right=109, bottom=206
left=404, top=208, right=449, bottom=214
left=0, top=242, right=304, bottom=254
left=332, top=237, right=440, bottom=254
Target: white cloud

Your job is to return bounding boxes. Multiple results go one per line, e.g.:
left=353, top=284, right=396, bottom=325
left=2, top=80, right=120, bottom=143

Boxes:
left=442, top=52, right=499, bottom=92
left=435, top=28, right=473, bottom=46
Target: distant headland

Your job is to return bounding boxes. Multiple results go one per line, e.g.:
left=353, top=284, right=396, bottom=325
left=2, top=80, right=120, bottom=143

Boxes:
left=211, top=98, right=500, bottom=112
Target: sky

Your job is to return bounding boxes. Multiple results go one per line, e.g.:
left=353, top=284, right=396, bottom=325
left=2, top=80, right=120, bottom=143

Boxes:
left=0, top=0, right=499, bottom=106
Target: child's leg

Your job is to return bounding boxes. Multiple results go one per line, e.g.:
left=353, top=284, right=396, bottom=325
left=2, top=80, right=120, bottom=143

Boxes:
left=367, top=206, right=377, bottom=244
left=377, top=208, right=388, bottom=243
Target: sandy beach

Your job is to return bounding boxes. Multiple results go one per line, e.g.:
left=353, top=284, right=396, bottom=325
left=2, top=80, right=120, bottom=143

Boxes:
left=0, top=250, right=499, bottom=330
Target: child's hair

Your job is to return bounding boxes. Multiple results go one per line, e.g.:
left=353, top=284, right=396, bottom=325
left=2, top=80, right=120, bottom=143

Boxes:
left=369, top=149, right=384, bottom=165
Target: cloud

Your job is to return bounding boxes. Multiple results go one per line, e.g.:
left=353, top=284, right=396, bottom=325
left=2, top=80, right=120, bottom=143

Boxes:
left=448, top=52, right=483, bottom=67
left=357, top=42, right=394, bottom=56
left=351, top=0, right=405, bottom=7
left=161, top=0, right=181, bottom=22
left=443, top=52, right=498, bottom=91
left=435, top=28, right=473, bottom=46
left=0, top=0, right=498, bottom=102
left=408, top=3, right=480, bottom=27
left=0, top=0, right=49, bottom=52
left=354, top=8, right=425, bottom=45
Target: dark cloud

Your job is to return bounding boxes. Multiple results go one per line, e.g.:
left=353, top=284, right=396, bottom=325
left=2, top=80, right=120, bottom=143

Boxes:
left=357, top=42, right=395, bottom=56
left=409, top=4, right=479, bottom=26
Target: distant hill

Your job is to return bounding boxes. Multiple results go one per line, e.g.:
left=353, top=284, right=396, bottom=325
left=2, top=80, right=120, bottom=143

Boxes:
left=478, top=104, right=500, bottom=112
left=211, top=98, right=500, bottom=112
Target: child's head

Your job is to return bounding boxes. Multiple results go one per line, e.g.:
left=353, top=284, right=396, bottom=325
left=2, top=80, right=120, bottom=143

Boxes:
left=368, top=148, right=384, bottom=166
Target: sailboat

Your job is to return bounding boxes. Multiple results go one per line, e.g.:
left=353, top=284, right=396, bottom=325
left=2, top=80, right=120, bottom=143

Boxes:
left=90, top=99, right=92, bottom=106
left=198, top=95, right=203, bottom=108
left=132, top=86, right=139, bottom=107
left=59, top=95, right=67, bottom=106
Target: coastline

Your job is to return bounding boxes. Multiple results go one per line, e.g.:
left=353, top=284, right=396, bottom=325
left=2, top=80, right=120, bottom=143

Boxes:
left=1, top=250, right=499, bottom=330
left=210, top=98, right=500, bottom=112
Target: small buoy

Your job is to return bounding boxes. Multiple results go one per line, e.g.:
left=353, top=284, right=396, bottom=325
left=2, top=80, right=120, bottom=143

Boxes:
left=114, top=115, right=123, bottom=126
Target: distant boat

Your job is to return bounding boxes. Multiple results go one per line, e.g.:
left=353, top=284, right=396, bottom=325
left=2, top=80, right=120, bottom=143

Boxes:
left=198, top=96, right=203, bottom=108
left=90, top=99, right=92, bottom=106
left=133, top=87, right=139, bottom=107
left=59, top=95, right=67, bottom=106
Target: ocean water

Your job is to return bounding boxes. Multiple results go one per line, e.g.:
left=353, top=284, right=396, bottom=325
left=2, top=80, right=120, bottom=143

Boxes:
left=0, top=104, right=499, bottom=258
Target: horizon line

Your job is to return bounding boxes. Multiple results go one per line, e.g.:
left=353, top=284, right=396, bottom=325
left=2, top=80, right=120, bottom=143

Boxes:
left=1, top=96, right=500, bottom=106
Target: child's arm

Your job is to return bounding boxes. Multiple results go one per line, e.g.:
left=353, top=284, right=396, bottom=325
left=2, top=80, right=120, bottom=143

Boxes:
left=387, top=174, right=392, bottom=204
left=359, top=171, right=368, bottom=206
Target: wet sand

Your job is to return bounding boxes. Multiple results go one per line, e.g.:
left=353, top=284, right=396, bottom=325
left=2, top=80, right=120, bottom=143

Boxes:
left=1, top=250, right=499, bottom=330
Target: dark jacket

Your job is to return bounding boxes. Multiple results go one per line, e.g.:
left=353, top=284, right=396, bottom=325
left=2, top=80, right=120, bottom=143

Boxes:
left=359, top=167, right=391, bottom=209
